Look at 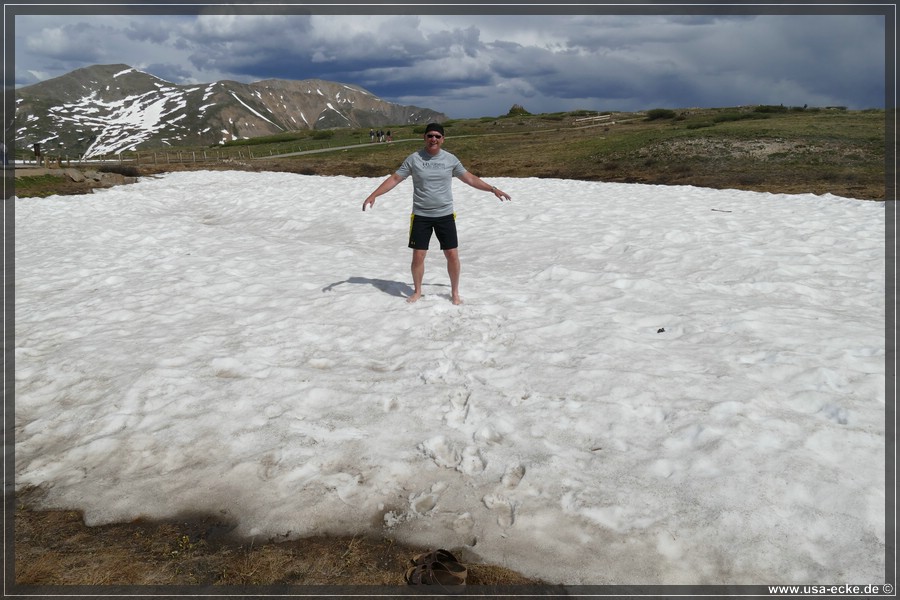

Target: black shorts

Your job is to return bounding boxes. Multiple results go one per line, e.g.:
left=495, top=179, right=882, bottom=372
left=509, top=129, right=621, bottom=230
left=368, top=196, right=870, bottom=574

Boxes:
left=408, top=213, right=458, bottom=250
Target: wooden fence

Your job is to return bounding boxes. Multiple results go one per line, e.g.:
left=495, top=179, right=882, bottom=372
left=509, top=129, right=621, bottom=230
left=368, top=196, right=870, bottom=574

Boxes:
left=18, top=137, right=396, bottom=167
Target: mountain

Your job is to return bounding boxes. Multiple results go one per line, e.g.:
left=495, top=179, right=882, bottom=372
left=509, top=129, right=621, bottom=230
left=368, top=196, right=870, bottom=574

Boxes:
left=14, top=64, right=447, bottom=159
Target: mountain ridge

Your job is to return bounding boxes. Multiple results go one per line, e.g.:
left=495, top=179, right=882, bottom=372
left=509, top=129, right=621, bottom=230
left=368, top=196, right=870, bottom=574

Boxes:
left=15, top=64, right=447, bottom=159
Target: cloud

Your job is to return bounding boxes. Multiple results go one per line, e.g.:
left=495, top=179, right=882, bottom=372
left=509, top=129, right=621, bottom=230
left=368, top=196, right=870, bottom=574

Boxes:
left=11, top=10, right=887, bottom=118
left=124, top=18, right=176, bottom=44
left=23, top=22, right=108, bottom=63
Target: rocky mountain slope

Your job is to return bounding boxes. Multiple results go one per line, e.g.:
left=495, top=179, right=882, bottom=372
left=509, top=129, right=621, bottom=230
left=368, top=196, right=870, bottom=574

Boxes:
left=15, top=64, right=446, bottom=159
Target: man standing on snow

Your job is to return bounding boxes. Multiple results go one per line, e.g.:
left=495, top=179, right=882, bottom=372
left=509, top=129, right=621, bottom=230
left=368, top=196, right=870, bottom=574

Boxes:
left=362, top=123, right=511, bottom=305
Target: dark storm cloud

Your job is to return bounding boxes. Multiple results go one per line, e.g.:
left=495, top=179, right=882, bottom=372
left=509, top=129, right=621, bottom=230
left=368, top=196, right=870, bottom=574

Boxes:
left=124, top=19, right=175, bottom=44
left=22, top=21, right=108, bottom=63
left=481, top=14, right=886, bottom=111
left=178, top=15, right=314, bottom=75
left=197, top=17, right=478, bottom=80
left=167, top=15, right=425, bottom=86
left=168, top=16, right=495, bottom=99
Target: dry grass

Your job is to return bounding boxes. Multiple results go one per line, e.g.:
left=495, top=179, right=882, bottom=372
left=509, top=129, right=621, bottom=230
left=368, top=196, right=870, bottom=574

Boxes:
left=14, top=492, right=547, bottom=589
left=13, top=108, right=887, bottom=201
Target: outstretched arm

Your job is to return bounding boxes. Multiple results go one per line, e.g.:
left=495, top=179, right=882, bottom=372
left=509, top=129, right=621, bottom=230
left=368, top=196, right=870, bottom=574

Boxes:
left=362, top=173, right=405, bottom=211
left=457, top=171, right=511, bottom=201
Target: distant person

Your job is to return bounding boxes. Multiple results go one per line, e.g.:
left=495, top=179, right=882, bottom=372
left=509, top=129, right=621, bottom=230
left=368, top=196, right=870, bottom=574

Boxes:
left=362, top=123, right=511, bottom=305
left=387, top=130, right=393, bottom=142
left=370, top=129, right=375, bottom=143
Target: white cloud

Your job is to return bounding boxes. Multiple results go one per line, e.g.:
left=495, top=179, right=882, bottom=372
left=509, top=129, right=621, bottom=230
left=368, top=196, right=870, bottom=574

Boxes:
left=12, top=11, right=887, bottom=117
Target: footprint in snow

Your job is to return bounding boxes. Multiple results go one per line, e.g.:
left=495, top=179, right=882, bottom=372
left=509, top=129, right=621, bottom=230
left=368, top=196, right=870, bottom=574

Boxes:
left=501, top=463, right=525, bottom=489
left=445, top=388, right=470, bottom=426
left=458, top=446, right=485, bottom=475
left=483, top=493, right=517, bottom=528
left=419, top=436, right=461, bottom=469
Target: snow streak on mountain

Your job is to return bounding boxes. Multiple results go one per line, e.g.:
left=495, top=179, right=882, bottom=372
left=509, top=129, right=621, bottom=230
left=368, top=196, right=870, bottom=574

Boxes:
left=15, top=64, right=446, bottom=159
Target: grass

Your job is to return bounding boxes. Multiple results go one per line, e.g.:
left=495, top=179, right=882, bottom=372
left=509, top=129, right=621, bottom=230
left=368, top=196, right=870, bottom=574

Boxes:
left=13, top=174, right=83, bottom=198
left=12, top=166, right=140, bottom=197
left=271, top=108, right=886, bottom=199
left=16, top=106, right=886, bottom=200
left=15, top=488, right=544, bottom=588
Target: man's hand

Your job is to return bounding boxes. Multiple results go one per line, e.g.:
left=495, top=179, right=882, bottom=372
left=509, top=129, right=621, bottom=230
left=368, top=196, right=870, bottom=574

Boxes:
left=362, top=173, right=404, bottom=211
left=491, top=187, right=512, bottom=201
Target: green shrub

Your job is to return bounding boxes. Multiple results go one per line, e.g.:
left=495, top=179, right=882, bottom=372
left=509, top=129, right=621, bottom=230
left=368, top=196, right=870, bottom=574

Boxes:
left=507, top=104, right=531, bottom=116
left=99, top=165, right=140, bottom=177
left=645, top=109, right=677, bottom=121
left=754, top=105, right=789, bottom=114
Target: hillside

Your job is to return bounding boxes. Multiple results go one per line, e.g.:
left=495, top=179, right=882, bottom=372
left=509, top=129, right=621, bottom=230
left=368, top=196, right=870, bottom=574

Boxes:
left=13, top=106, right=887, bottom=201
left=14, top=64, right=446, bottom=159
left=254, top=107, right=887, bottom=201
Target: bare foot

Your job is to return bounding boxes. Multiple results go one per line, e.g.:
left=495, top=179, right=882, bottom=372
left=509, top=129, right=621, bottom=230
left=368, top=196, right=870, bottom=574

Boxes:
left=451, top=295, right=463, bottom=305
left=407, top=292, right=422, bottom=303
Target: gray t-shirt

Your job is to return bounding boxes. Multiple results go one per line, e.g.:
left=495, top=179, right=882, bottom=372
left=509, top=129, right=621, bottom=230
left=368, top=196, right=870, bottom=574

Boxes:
left=396, top=149, right=467, bottom=217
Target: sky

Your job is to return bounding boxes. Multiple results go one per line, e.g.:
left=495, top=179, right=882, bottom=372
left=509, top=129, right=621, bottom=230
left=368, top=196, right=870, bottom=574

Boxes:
left=9, top=3, right=889, bottom=119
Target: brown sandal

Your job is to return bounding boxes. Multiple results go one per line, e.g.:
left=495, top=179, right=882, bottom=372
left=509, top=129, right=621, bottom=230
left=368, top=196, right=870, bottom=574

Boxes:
left=404, top=548, right=467, bottom=585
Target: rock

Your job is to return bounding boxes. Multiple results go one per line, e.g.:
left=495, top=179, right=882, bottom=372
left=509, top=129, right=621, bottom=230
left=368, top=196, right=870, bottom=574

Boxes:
left=97, top=172, right=138, bottom=187
left=63, top=168, right=86, bottom=182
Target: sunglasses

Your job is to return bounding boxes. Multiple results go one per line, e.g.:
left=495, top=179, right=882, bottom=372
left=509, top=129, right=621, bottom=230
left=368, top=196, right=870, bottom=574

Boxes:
left=426, top=133, right=443, bottom=139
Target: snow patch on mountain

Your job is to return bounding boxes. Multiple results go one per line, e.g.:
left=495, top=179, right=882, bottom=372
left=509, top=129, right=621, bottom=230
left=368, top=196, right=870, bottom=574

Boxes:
left=15, top=63, right=447, bottom=159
